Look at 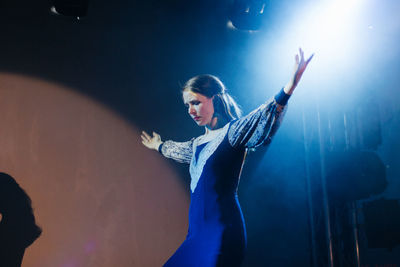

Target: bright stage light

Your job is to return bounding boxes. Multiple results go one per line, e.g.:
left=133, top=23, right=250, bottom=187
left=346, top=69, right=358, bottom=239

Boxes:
left=242, top=0, right=373, bottom=110
left=291, top=0, right=370, bottom=101
left=299, top=0, right=364, bottom=58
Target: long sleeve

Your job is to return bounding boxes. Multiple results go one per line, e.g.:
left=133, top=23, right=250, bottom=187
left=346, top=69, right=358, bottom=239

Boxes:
left=160, top=139, right=194, bottom=164
left=228, top=91, right=288, bottom=149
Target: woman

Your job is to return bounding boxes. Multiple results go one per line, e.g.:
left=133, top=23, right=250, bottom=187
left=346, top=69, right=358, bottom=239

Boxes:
left=141, top=48, right=313, bottom=267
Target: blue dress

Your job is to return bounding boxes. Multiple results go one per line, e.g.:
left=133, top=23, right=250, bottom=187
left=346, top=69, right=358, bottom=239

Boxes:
left=160, top=94, right=287, bottom=267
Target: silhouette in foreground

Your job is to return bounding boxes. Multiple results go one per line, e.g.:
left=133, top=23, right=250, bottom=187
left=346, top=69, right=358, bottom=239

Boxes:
left=0, top=172, right=42, bottom=267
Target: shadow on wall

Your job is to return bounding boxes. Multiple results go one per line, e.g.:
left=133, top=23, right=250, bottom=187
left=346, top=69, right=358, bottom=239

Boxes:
left=0, top=172, right=42, bottom=267
left=0, top=73, right=189, bottom=267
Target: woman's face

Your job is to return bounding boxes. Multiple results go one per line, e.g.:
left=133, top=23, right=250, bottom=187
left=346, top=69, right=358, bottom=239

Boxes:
left=183, top=91, right=214, bottom=127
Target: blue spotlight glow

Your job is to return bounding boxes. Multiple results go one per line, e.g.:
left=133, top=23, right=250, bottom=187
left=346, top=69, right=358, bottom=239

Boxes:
left=244, top=0, right=373, bottom=106
left=296, top=0, right=364, bottom=62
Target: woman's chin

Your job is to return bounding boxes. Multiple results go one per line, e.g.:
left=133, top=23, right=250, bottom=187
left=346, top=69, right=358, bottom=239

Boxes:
left=194, top=120, right=206, bottom=126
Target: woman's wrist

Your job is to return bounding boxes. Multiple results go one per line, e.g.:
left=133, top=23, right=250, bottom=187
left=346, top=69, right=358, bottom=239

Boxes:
left=283, top=79, right=297, bottom=95
left=157, top=142, right=164, bottom=153
left=275, top=88, right=291, bottom=106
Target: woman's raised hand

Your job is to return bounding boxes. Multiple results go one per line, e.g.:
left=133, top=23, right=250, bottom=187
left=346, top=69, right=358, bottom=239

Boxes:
left=294, top=48, right=313, bottom=85
left=141, top=131, right=163, bottom=151
left=285, top=48, right=314, bottom=95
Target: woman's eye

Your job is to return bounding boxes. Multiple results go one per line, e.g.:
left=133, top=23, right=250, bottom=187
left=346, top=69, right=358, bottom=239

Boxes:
left=193, top=101, right=200, bottom=105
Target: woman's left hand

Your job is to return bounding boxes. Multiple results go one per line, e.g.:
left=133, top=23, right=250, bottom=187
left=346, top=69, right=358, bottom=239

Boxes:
left=285, top=48, right=314, bottom=94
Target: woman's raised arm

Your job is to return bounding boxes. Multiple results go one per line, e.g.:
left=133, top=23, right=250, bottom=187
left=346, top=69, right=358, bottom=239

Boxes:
left=284, top=48, right=314, bottom=95
left=228, top=48, right=313, bottom=149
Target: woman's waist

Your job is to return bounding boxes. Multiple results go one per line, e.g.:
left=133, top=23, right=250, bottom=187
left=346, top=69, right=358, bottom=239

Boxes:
left=189, top=197, right=243, bottom=221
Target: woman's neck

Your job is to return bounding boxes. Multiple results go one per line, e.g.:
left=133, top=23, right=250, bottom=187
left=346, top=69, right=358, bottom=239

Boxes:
left=204, top=116, right=228, bottom=134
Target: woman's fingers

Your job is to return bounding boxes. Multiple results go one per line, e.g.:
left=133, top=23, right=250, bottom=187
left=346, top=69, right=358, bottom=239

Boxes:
left=141, top=130, right=160, bottom=144
left=142, top=131, right=151, bottom=140
left=306, top=53, right=314, bottom=64
left=141, top=135, right=148, bottom=142
left=142, top=131, right=151, bottom=138
left=141, top=131, right=153, bottom=145
left=299, top=47, right=304, bottom=61
left=141, top=130, right=162, bottom=151
left=295, top=48, right=314, bottom=69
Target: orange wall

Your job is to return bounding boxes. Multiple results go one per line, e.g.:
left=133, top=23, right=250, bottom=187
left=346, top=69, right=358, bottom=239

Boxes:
left=0, top=73, right=189, bottom=267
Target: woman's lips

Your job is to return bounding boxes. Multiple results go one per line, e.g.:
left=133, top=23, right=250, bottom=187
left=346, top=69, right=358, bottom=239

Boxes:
left=193, top=116, right=201, bottom=121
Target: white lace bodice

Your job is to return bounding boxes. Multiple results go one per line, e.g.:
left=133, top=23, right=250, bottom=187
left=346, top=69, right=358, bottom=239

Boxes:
left=160, top=97, right=286, bottom=192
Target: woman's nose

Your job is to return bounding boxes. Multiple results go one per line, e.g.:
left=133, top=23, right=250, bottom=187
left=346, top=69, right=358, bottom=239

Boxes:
left=188, top=105, right=196, bottom=115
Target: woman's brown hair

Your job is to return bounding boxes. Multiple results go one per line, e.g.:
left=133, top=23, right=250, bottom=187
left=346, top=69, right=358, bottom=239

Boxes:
left=183, top=74, right=242, bottom=123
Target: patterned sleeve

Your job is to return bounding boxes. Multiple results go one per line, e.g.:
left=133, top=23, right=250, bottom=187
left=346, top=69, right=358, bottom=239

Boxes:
left=159, top=139, right=194, bottom=164
left=228, top=90, right=288, bottom=149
